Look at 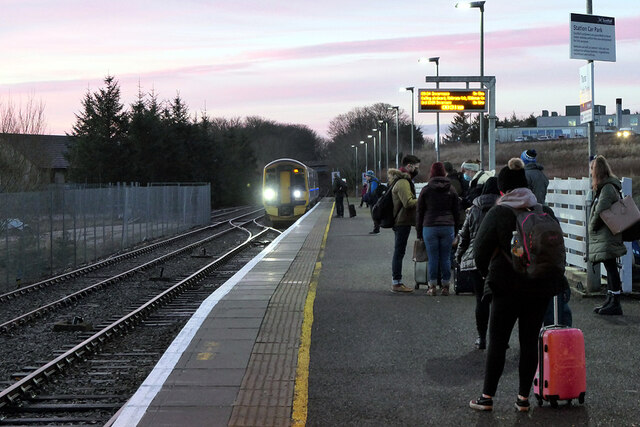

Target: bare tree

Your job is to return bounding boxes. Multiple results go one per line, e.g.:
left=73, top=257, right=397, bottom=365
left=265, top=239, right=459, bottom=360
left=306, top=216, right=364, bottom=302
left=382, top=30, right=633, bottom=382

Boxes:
left=0, top=95, right=49, bottom=192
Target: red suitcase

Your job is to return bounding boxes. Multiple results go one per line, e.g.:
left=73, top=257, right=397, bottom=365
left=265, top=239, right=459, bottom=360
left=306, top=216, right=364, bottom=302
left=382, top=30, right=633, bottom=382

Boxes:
left=533, top=296, right=586, bottom=408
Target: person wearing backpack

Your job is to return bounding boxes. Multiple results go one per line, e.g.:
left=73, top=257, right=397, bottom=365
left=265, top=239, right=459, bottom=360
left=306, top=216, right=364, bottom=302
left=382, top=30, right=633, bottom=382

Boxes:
left=588, top=155, right=627, bottom=316
left=469, top=158, right=564, bottom=413
left=364, top=170, right=382, bottom=233
left=388, top=155, right=421, bottom=293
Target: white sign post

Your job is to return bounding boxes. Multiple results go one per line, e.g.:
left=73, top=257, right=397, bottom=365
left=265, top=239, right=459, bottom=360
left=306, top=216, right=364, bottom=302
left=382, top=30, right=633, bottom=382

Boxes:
left=570, top=13, right=616, bottom=62
left=579, top=63, right=594, bottom=124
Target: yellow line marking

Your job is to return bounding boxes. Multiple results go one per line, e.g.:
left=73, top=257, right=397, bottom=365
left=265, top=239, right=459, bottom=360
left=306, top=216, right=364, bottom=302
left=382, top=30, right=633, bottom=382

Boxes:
left=291, top=203, right=334, bottom=426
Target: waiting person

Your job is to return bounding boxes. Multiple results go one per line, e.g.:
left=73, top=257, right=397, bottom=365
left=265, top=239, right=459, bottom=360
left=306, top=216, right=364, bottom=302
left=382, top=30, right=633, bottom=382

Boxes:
left=332, top=175, right=347, bottom=218
left=521, top=149, right=550, bottom=204
left=388, top=155, right=421, bottom=293
left=455, top=177, right=500, bottom=349
left=444, top=161, right=465, bottom=198
left=589, top=155, right=626, bottom=316
left=416, top=162, right=460, bottom=296
left=364, top=170, right=381, bottom=233
left=543, top=277, right=573, bottom=326
left=469, top=158, right=564, bottom=412
left=360, top=181, right=368, bottom=207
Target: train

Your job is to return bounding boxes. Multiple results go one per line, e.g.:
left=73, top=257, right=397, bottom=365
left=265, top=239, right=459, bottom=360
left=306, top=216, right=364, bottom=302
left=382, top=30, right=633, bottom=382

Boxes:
left=262, top=158, right=320, bottom=225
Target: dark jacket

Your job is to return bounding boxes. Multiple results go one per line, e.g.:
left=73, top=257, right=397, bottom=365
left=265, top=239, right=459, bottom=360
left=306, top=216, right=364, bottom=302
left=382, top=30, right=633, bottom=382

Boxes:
left=389, top=168, right=417, bottom=226
left=588, top=177, right=627, bottom=263
left=474, top=187, right=563, bottom=297
left=332, top=177, right=347, bottom=196
left=455, top=193, right=500, bottom=271
left=524, top=163, right=549, bottom=204
left=416, top=176, right=460, bottom=235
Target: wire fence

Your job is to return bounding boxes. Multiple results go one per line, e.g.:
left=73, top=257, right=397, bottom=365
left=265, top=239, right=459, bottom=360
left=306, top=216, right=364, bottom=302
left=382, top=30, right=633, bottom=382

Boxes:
left=0, top=183, right=211, bottom=292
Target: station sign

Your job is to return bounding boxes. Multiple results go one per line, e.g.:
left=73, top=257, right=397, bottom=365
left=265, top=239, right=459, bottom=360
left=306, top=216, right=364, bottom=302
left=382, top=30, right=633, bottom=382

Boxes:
left=418, top=89, right=487, bottom=113
left=579, top=63, right=594, bottom=124
left=570, top=13, right=616, bottom=62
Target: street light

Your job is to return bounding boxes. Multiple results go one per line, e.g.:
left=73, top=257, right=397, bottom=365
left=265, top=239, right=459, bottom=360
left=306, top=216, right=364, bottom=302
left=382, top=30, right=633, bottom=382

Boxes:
left=387, top=106, right=400, bottom=168
left=400, top=87, right=415, bottom=155
left=456, top=0, right=486, bottom=168
left=373, top=126, right=382, bottom=174
left=359, top=140, right=367, bottom=173
left=378, top=119, right=389, bottom=172
left=351, top=144, right=358, bottom=196
left=429, top=57, right=441, bottom=161
left=367, top=134, right=376, bottom=175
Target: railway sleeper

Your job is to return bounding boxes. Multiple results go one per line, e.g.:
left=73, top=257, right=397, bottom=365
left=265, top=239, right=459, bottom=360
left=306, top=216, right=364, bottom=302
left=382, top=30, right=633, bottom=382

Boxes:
left=2, top=402, right=121, bottom=412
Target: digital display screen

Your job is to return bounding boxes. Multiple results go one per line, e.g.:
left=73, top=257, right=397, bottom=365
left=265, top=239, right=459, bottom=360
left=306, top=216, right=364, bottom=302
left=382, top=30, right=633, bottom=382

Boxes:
left=418, top=89, right=487, bottom=112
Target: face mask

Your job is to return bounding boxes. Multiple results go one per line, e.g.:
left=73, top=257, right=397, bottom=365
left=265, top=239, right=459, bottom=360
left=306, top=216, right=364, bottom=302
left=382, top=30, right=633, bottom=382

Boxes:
left=410, top=169, right=419, bottom=178
left=463, top=173, right=472, bottom=182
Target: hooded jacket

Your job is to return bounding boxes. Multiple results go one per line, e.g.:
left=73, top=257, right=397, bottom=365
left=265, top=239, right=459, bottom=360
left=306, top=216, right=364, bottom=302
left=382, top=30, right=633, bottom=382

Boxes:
left=588, top=176, right=627, bottom=262
left=524, top=163, right=549, bottom=204
left=388, top=168, right=417, bottom=226
left=416, top=176, right=460, bottom=234
left=455, top=193, right=500, bottom=271
left=473, top=187, right=563, bottom=297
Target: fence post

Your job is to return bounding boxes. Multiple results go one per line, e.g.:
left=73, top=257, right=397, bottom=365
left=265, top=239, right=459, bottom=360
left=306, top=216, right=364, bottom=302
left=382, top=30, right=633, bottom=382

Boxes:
left=620, top=177, right=633, bottom=293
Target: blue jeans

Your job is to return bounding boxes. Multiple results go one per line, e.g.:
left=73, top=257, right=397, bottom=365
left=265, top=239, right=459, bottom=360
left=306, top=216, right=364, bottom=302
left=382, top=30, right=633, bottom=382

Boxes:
left=423, top=226, right=455, bottom=283
left=392, top=225, right=411, bottom=283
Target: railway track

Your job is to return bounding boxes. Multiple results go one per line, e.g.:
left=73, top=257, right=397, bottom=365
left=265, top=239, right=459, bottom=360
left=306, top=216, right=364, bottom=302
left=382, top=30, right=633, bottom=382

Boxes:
left=0, top=216, right=280, bottom=425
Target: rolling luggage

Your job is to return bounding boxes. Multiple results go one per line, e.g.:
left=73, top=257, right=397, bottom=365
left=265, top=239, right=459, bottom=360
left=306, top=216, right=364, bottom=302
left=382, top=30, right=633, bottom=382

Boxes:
left=346, top=196, right=356, bottom=218
left=414, top=261, right=428, bottom=289
left=454, top=267, right=476, bottom=295
left=533, top=295, right=586, bottom=408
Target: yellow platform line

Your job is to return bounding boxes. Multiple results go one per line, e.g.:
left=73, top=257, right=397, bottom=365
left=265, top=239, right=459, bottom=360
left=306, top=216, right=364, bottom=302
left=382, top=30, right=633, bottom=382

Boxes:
left=291, top=203, right=334, bottom=426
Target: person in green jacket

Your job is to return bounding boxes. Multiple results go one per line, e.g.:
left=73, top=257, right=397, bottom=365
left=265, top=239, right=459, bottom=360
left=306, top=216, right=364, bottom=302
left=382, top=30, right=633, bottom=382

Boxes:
left=389, top=154, right=421, bottom=293
left=589, top=155, right=627, bottom=316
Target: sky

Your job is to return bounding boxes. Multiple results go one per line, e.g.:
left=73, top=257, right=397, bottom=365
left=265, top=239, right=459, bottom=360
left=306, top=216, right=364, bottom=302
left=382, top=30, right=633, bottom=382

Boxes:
left=2, top=0, right=639, bottom=139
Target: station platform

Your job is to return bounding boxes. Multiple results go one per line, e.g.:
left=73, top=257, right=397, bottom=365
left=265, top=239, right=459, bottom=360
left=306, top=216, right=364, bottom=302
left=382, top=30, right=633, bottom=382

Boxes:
left=110, top=200, right=640, bottom=426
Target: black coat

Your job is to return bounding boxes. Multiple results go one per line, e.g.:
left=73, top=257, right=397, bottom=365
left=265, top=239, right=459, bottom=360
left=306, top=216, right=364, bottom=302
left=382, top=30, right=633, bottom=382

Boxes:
left=474, top=188, right=564, bottom=297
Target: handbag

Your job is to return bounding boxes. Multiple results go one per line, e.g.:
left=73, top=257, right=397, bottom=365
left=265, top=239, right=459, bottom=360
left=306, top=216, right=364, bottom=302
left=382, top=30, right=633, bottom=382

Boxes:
left=599, top=195, right=640, bottom=236
left=413, top=239, right=428, bottom=262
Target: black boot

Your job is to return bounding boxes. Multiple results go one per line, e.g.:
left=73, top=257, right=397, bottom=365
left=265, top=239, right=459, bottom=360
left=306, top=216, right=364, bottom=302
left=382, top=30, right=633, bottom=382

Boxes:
left=593, top=294, right=613, bottom=314
left=598, top=294, right=623, bottom=316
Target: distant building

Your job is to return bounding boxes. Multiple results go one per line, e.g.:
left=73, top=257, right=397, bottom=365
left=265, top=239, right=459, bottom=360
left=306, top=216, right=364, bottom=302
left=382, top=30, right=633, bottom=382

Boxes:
left=0, top=133, right=71, bottom=185
left=496, top=100, right=639, bottom=142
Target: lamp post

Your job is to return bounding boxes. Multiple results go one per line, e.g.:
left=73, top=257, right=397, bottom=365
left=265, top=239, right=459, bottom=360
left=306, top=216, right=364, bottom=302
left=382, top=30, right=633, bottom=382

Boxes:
left=373, top=127, right=382, bottom=174
left=400, top=87, right=415, bottom=154
left=429, top=57, right=441, bottom=161
left=388, top=106, right=400, bottom=168
left=456, top=1, right=485, bottom=168
left=378, top=119, right=389, bottom=172
left=360, top=140, right=368, bottom=172
left=367, top=135, right=376, bottom=176
left=351, top=144, right=358, bottom=196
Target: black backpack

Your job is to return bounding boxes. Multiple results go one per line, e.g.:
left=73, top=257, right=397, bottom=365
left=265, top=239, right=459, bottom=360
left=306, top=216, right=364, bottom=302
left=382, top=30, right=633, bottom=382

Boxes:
left=507, top=205, right=566, bottom=279
left=371, top=180, right=403, bottom=228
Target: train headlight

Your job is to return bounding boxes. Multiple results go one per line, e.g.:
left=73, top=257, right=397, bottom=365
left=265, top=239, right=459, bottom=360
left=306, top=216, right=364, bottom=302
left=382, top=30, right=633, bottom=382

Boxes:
left=293, top=189, right=302, bottom=199
left=263, top=188, right=276, bottom=201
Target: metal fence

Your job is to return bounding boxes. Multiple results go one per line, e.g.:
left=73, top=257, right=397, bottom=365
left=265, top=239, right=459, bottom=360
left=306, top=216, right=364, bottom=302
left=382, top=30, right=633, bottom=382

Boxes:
left=0, top=183, right=211, bottom=292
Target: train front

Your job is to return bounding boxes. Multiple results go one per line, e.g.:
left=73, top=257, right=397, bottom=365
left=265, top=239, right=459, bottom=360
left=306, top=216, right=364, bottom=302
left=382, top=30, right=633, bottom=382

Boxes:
left=262, top=159, right=310, bottom=224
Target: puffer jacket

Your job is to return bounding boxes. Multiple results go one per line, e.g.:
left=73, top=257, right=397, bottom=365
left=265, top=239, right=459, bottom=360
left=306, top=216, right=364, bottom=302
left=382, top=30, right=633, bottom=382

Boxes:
left=389, top=168, right=417, bottom=226
left=588, top=176, right=627, bottom=263
left=455, top=193, right=499, bottom=271
left=416, top=176, right=460, bottom=235
left=474, top=187, right=564, bottom=297
left=524, top=163, right=549, bottom=204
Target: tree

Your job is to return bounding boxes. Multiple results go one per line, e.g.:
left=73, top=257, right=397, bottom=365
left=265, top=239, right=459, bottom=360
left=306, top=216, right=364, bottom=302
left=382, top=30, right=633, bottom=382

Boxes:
left=0, top=95, right=49, bottom=192
left=67, top=75, right=129, bottom=183
left=444, top=112, right=472, bottom=144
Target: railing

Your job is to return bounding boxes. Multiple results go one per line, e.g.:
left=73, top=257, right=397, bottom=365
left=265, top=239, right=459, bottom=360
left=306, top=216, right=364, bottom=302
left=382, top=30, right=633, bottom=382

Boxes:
left=547, top=177, right=633, bottom=293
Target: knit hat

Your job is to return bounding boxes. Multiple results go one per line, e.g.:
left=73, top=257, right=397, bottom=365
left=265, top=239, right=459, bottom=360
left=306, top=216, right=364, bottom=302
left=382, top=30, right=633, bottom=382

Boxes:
left=366, top=170, right=375, bottom=177
left=461, top=161, right=480, bottom=172
left=497, top=158, right=528, bottom=193
left=520, top=149, right=537, bottom=164
left=481, top=176, right=501, bottom=196
left=429, top=162, right=447, bottom=178
left=443, top=161, right=454, bottom=174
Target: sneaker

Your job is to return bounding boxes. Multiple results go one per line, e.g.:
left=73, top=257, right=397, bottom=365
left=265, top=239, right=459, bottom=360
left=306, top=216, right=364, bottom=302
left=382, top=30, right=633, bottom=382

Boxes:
left=392, top=284, right=414, bottom=293
left=426, top=285, right=437, bottom=296
left=515, top=397, right=530, bottom=412
left=469, top=395, right=493, bottom=411
left=440, top=286, right=449, bottom=296
left=369, top=229, right=380, bottom=234
left=475, top=336, right=486, bottom=350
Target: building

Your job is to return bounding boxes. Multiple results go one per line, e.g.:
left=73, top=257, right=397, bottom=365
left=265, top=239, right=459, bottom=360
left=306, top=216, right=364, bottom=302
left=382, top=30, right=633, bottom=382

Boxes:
left=496, top=100, right=639, bottom=142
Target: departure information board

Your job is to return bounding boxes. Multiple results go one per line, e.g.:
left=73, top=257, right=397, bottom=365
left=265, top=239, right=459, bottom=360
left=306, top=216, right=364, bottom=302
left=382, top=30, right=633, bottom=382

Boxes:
left=418, top=89, right=487, bottom=112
